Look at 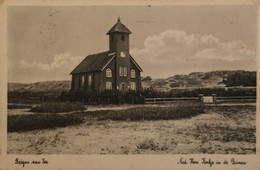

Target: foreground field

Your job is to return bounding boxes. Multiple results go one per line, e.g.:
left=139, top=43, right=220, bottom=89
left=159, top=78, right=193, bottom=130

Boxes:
left=8, top=104, right=255, bottom=154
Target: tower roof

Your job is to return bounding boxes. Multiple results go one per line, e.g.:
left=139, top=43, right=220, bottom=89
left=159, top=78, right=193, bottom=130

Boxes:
left=107, top=17, right=132, bottom=35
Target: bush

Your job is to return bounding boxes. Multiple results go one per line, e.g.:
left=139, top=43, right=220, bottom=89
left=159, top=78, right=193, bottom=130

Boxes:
left=97, top=103, right=204, bottom=121
left=58, top=90, right=145, bottom=104
left=8, top=113, right=84, bottom=132
left=30, top=102, right=86, bottom=113
left=8, top=104, right=32, bottom=109
left=8, top=91, right=59, bottom=104
left=223, top=71, right=256, bottom=87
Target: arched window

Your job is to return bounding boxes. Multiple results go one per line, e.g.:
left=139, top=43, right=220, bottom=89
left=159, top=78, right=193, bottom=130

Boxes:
left=106, top=68, right=112, bottom=78
left=130, top=69, right=136, bottom=78
left=81, top=75, right=85, bottom=88
left=88, top=74, right=92, bottom=86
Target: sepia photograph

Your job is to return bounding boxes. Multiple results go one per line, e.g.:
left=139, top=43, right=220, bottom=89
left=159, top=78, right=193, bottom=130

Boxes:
left=1, top=1, right=259, bottom=169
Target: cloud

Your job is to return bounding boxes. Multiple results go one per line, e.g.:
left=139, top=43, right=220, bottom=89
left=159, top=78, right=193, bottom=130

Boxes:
left=131, top=30, right=256, bottom=78
left=9, top=53, right=84, bottom=83
left=18, top=52, right=83, bottom=72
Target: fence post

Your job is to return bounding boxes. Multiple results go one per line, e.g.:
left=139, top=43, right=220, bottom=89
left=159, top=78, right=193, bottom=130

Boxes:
left=212, top=94, right=217, bottom=103
left=198, top=94, right=204, bottom=103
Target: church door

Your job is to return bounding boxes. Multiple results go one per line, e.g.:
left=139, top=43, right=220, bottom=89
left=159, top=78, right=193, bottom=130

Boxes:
left=120, top=83, right=127, bottom=93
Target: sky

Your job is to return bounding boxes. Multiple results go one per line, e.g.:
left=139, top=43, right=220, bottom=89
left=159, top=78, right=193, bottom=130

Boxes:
left=8, top=5, right=257, bottom=83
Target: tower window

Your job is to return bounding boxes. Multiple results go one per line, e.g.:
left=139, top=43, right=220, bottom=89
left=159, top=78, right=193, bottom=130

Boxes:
left=119, top=67, right=127, bottom=77
left=123, top=67, right=127, bottom=76
left=121, top=35, right=125, bottom=41
left=119, top=67, right=123, bottom=76
left=111, top=35, right=114, bottom=42
left=106, top=68, right=112, bottom=77
left=120, top=51, right=126, bottom=57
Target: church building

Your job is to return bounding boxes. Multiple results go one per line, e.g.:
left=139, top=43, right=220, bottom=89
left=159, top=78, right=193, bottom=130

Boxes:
left=70, top=17, right=143, bottom=93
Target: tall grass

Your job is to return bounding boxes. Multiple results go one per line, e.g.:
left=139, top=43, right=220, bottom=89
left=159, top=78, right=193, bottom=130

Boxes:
left=30, top=102, right=85, bottom=113
left=97, top=103, right=204, bottom=121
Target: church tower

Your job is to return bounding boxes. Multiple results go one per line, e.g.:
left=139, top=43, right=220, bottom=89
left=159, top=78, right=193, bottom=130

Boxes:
left=107, top=17, right=132, bottom=92
left=107, top=17, right=132, bottom=53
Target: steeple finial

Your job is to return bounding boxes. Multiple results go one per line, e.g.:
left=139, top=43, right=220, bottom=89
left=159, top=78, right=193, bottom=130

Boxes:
left=117, top=16, right=121, bottom=22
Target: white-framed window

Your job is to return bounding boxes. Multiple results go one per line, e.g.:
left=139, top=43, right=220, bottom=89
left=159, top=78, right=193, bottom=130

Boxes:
left=88, top=74, right=92, bottom=86
left=130, top=69, right=136, bottom=78
left=119, top=67, right=127, bottom=77
left=123, top=67, right=127, bottom=76
left=120, top=51, right=126, bottom=57
left=119, top=67, right=123, bottom=76
left=130, top=82, right=136, bottom=90
left=106, top=68, right=112, bottom=78
left=81, top=75, right=85, bottom=88
left=106, top=82, right=112, bottom=90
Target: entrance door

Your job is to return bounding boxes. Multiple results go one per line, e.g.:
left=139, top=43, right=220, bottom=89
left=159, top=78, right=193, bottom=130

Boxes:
left=120, top=83, right=127, bottom=93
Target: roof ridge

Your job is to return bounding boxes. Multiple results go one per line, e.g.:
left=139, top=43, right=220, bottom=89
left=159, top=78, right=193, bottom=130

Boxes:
left=88, top=51, right=110, bottom=56
left=70, top=51, right=115, bottom=75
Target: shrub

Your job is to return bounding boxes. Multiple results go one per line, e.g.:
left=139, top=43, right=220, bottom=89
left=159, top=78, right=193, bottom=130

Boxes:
left=30, top=102, right=85, bottom=113
left=8, top=91, right=58, bottom=104
left=8, top=104, right=32, bottom=109
left=223, top=71, right=256, bottom=87
left=97, top=103, right=204, bottom=121
left=137, top=138, right=160, bottom=150
left=58, top=90, right=145, bottom=104
left=136, top=138, right=168, bottom=151
left=8, top=113, right=84, bottom=132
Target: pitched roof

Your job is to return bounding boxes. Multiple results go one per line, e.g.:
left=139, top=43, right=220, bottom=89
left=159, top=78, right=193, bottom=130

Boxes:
left=130, top=55, right=143, bottom=72
left=70, top=51, right=115, bottom=74
left=107, top=17, right=132, bottom=35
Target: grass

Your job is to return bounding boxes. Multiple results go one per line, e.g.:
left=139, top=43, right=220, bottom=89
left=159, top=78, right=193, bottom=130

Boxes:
left=30, top=102, right=86, bottom=113
left=7, top=104, right=256, bottom=154
left=97, top=103, right=204, bottom=121
left=8, top=113, right=84, bottom=132
left=194, top=124, right=255, bottom=143
left=211, top=105, right=256, bottom=120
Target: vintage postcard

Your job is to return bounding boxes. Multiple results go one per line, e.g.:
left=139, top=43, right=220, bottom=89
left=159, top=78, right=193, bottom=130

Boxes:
left=0, top=0, right=259, bottom=169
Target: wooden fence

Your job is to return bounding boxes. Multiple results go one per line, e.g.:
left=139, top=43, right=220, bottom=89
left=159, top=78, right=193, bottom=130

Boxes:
left=145, top=96, right=256, bottom=104
left=145, top=97, right=199, bottom=104
left=216, top=96, right=256, bottom=103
